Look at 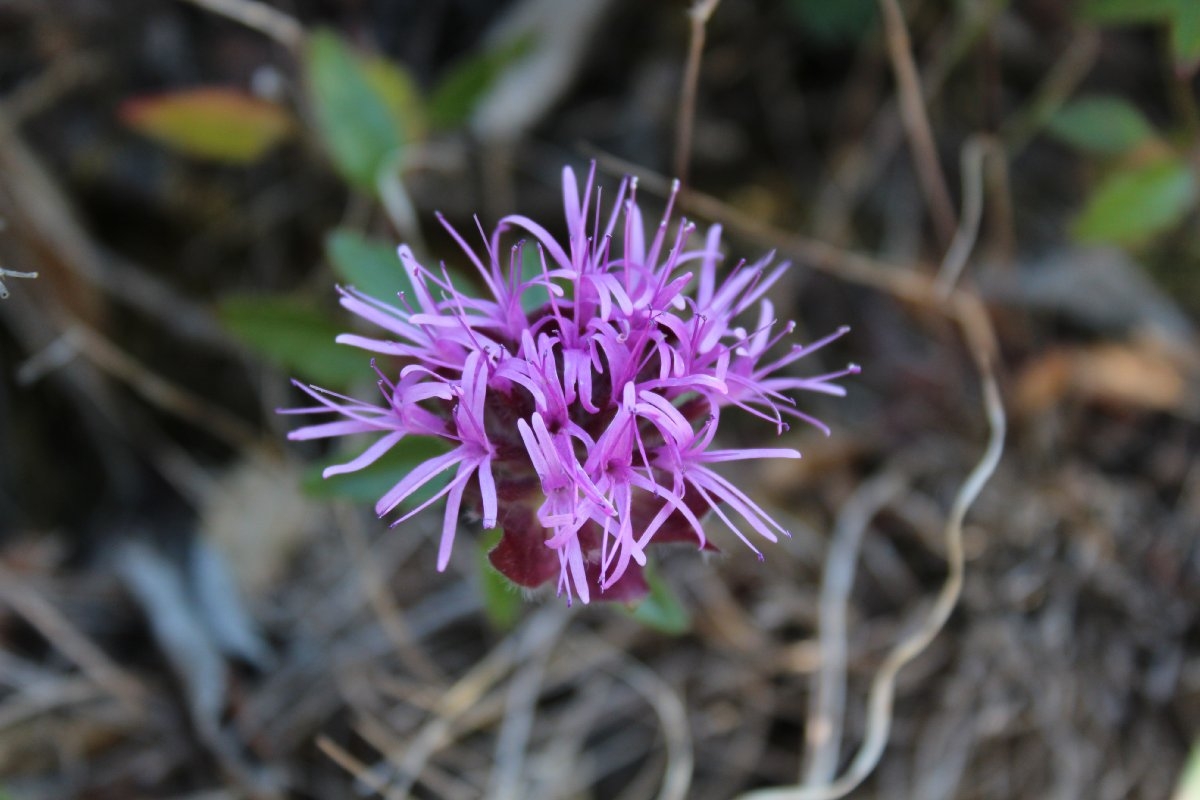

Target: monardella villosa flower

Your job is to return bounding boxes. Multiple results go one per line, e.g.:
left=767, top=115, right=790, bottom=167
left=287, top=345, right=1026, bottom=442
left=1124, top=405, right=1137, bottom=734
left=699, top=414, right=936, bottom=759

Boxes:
left=284, top=164, right=858, bottom=604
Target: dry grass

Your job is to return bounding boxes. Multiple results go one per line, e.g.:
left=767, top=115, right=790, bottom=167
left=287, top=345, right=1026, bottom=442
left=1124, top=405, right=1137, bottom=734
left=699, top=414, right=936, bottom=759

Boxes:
left=2, top=1, right=1198, bottom=798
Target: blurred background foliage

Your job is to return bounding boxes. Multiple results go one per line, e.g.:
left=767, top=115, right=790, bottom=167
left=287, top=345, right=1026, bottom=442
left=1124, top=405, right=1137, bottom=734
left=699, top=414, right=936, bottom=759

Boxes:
left=0, top=0, right=1198, bottom=798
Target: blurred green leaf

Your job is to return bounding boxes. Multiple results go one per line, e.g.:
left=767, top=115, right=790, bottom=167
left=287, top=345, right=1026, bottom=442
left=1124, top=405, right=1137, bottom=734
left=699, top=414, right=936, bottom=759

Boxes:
left=477, top=529, right=523, bottom=630
left=786, top=0, right=877, bottom=42
left=1084, top=0, right=1176, bottom=22
left=1175, top=742, right=1200, bottom=800
left=305, top=29, right=409, bottom=190
left=1083, top=0, right=1178, bottom=23
left=427, top=34, right=536, bottom=130
left=364, top=56, right=428, bottom=142
left=219, top=295, right=362, bottom=387
left=1173, top=2, right=1200, bottom=72
left=325, top=229, right=414, bottom=303
left=1083, top=0, right=1200, bottom=72
left=1047, top=96, right=1157, bottom=154
left=120, top=88, right=294, bottom=163
left=303, top=436, right=451, bottom=504
left=1073, top=157, right=1198, bottom=245
left=628, top=562, right=690, bottom=635
left=519, top=241, right=552, bottom=314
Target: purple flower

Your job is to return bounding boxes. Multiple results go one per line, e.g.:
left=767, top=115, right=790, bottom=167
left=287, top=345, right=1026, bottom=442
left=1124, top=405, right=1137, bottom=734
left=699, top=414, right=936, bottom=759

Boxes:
left=284, top=164, right=858, bottom=604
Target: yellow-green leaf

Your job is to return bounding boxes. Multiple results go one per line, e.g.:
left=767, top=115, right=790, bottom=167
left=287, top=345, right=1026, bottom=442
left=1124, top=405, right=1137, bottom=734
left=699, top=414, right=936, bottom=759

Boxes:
left=120, top=88, right=294, bottom=163
left=1073, top=158, right=1198, bottom=245
left=364, top=56, right=428, bottom=143
left=305, top=29, right=410, bottom=190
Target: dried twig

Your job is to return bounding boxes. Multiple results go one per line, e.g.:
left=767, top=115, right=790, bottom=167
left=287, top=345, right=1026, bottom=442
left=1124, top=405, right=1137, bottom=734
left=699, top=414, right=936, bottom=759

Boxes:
left=878, top=0, right=958, bottom=250
left=380, top=607, right=568, bottom=799
left=318, top=735, right=395, bottom=798
left=349, top=713, right=480, bottom=800
left=0, top=108, right=236, bottom=352
left=587, top=148, right=936, bottom=298
left=3, top=51, right=106, bottom=124
left=1000, top=29, right=1100, bottom=156
left=937, top=135, right=1002, bottom=295
left=674, top=0, right=723, bottom=187
left=0, top=209, right=35, bottom=301
left=174, top=0, right=305, bottom=51
left=486, top=612, right=562, bottom=800
left=0, top=677, right=105, bottom=732
left=59, top=325, right=259, bottom=451
left=813, top=0, right=1008, bottom=243
left=335, top=504, right=444, bottom=684
left=589, top=134, right=1006, bottom=800
left=0, top=565, right=145, bottom=710
left=580, top=631, right=694, bottom=800
left=802, top=472, right=908, bottom=786
left=0, top=267, right=37, bottom=300
left=738, top=301, right=1004, bottom=800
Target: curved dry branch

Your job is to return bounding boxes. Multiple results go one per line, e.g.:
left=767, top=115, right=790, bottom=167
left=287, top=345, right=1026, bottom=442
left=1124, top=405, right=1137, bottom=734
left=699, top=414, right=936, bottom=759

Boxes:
left=802, top=472, right=909, bottom=786
left=573, top=138, right=1009, bottom=800
left=580, top=632, right=694, bottom=800
left=174, top=0, right=304, bottom=51
left=878, top=0, right=958, bottom=249
left=736, top=302, right=1005, bottom=800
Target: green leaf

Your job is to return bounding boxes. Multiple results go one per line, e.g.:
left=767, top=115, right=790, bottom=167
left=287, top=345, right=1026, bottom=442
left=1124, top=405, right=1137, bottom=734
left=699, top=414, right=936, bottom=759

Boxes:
left=1083, top=0, right=1200, bottom=72
left=120, top=88, right=294, bottom=163
left=1082, top=0, right=1177, bottom=24
left=305, top=29, right=409, bottom=190
left=628, top=562, right=690, bottom=635
left=1047, top=96, right=1157, bottom=154
left=427, top=34, right=536, bottom=130
left=1175, top=742, right=1200, bottom=800
left=364, top=56, right=428, bottom=143
left=303, top=436, right=451, bottom=504
left=1073, top=157, right=1198, bottom=245
left=786, top=0, right=877, bottom=42
left=1173, top=2, right=1200, bottom=73
left=325, top=229, right=414, bottom=303
left=219, top=295, right=363, bottom=387
left=476, top=529, right=523, bottom=630
left=519, top=241, right=552, bottom=314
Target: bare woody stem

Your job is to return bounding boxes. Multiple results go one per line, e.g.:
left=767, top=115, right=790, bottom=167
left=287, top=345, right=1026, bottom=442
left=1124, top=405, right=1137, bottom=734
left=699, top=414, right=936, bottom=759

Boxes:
left=674, top=0, right=722, bottom=188
left=175, top=0, right=305, bottom=51
left=878, top=0, right=959, bottom=251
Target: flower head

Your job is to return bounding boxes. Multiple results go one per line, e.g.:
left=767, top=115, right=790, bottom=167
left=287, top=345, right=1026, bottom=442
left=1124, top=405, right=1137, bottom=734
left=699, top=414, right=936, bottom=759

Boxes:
left=284, top=164, right=858, bottom=604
